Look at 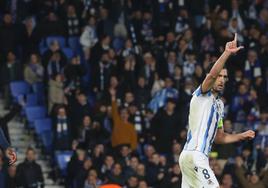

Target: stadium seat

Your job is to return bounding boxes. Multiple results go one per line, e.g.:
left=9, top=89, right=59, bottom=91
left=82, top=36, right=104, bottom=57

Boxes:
left=32, top=82, right=45, bottom=105
left=62, top=47, right=74, bottom=59
left=34, top=118, right=52, bottom=136
left=26, top=93, right=38, bottom=107
left=55, top=151, right=73, bottom=176
left=39, top=47, right=48, bottom=55
left=41, top=130, right=53, bottom=154
left=46, top=36, right=66, bottom=48
left=10, top=81, right=31, bottom=99
left=68, top=37, right=80, bottom=52
left=25, top=106, right=46, bottom=128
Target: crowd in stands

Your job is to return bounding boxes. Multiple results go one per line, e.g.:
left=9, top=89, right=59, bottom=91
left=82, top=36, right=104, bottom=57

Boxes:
left=0, top=0, right=268, bottom=187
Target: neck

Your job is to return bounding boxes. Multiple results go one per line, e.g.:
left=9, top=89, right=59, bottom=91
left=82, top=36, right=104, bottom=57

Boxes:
left=211, top=89, right=220, bottom=98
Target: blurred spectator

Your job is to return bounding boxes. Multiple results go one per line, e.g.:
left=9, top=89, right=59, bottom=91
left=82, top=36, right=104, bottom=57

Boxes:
left=110, top=88, right=137, bottom=151
left=0, top=13, right=19, bottom=54
left=151, top=99, right=181, bottom=153
left=24, top=53, right=44, bottom=85
left=53, top=105, right=71, bottom=150
left=65, top=4, right=81, bottom=37
left=235, top=156, right=268, bottom=188
left=16, top=147, right=44, bottom=188
left=48, top=74, right=65, bottom=112
left=6, top=165, right=17, bottom=188
left=148, top=77, right=178, bottom=113
left=0, top=51, right=22, bottom=109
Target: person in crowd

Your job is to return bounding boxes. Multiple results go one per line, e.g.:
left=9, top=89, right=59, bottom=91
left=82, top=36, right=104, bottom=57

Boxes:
left=16, top=147, right=44, bottom=188
left=24, top=53, right=44, bottom=85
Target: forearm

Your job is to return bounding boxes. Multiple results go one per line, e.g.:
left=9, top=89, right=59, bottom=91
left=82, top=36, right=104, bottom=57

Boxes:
left=215, top=132, right=242, bottom=144
left=0, top=128, right=10, bottom=150
left=209, top=51, right=231, bottom=77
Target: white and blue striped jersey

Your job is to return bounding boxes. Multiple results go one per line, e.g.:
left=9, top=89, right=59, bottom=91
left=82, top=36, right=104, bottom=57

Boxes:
left=183, top=86, right=224, bottom=156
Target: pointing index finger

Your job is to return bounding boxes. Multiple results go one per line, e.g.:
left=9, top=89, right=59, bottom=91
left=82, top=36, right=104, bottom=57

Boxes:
left=234, top=33, right=237, bottom=42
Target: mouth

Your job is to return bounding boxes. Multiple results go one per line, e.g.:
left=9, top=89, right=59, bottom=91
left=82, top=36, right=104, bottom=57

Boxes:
left=218, top=85, right=224, bottom=90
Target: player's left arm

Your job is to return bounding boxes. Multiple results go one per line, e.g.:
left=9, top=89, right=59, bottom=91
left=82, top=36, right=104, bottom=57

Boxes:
left=214, top=128, right=255, bottom=144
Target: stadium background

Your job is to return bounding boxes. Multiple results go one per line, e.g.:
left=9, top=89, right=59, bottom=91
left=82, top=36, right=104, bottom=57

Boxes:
left=0, top=0, right=268, bottom=187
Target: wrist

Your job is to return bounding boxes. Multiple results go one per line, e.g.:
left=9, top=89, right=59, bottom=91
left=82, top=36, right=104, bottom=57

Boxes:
left=223, top=50, right=232, bottom=57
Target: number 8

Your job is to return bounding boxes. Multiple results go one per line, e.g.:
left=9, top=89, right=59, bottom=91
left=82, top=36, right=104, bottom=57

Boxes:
left=202, top=169, right=210, bottom=179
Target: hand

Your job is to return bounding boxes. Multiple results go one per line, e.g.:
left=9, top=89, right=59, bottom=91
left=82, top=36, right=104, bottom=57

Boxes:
left=235, top=156, right=243, bottom=167
left=157, top=173, right=164, bottom=180
left=225, top=33, right=244, bottom=54
left=5, top=147, right=17, bottom=165
left=171, top=177, right=179, bottom=182
left=240, top=130, right=255, bottom=141
left=109, top=88, right=116, bottom=97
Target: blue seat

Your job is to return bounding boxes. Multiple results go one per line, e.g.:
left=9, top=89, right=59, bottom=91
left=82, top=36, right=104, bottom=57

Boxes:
left=32, top=82, right=45, bottom=105
left=55, top=150, right=73, bottom=176
left=39, top=47, right=48, bottom=55
left=68, top=37, right=80, bottom=52
left=10, top=81, right=30, bottom=99
left=41, top=130, right=53, bottom=153
left=46, top=36, right=66, bottom=48
left=25, top=106, right=46, bottom=128
left=34, top=118, right=52, bottom=135
left=62, top=48, right=74, bottom=59
left=26, top=93, right=38, bottom=107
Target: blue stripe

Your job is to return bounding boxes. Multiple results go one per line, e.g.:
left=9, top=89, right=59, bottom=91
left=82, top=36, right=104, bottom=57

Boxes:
left=208, top=113, right=219, bottom=153
left=184, top=130, right=192, bottom=150
left=201, top=105, right=215, bottom=153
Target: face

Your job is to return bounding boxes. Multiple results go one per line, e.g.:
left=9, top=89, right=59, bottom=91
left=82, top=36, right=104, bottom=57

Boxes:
left=30, top=54, right=39, bottom=64
left=26, top=149, right=36, bottom=161
left=222, top=174, right=233, bottom=186
left=7, top=52, right=16, bottom=62
left=120, top=109, right=129, bottom=122
left=138, top=181, right=148, bottom=188
left=173, top=164, right=181, bottom=174
left=166, top=101, right=176, bottom=112
left=151, top=154, right=160, bottom=164
left=125, top=92, right=134, bottom=103
left=250, top=174, right=259, bottom=184
left=105, top=156, right=114, bottom=167
left=83, top=116, right=91, bottom=127
left=136, top=164, right=145, bottom=175
left=121, top=146, right=130, bottom=157
left=212, top=69, right=228, bottom=92
left=113, top=164, right=122, bottom=175
left=138, top=77, right=146, bottom=87
left=168, top=52, right=176, bottom=63
left=58, top=108, right=66, bottom=117
left=128, top=177, right=139, bottom=187
left=172, top=143, right=181, bottom=154
left=165, top=78, right=173, bottom=88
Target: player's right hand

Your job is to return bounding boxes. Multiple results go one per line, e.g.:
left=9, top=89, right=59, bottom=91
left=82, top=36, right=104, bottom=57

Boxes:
left=225, top=33, right=244, bottom=54
left=5, top=147, right=17, bottom=165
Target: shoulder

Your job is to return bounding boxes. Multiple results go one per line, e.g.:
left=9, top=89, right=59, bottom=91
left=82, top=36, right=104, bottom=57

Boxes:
left=192, top=86, right=212, bottom=98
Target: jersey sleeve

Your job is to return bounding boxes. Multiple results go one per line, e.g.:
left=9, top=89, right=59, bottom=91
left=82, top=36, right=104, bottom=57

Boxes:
left=192, top=85, right=212, bottom=97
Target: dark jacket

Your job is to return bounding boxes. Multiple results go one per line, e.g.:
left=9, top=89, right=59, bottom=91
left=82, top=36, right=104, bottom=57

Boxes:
left=16, top=160, right=44, bottom=188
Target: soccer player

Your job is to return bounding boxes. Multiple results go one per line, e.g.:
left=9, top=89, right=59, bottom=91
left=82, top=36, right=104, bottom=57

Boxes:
left=0, top=127, right=17, bottom=165
left=179, top=33, right=255, bottom=188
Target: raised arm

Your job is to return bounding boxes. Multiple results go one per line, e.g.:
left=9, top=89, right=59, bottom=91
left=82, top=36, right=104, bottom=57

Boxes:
left=201, top=33, right=244, bottom=93
left=214, top=128, right=255, bottom=144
